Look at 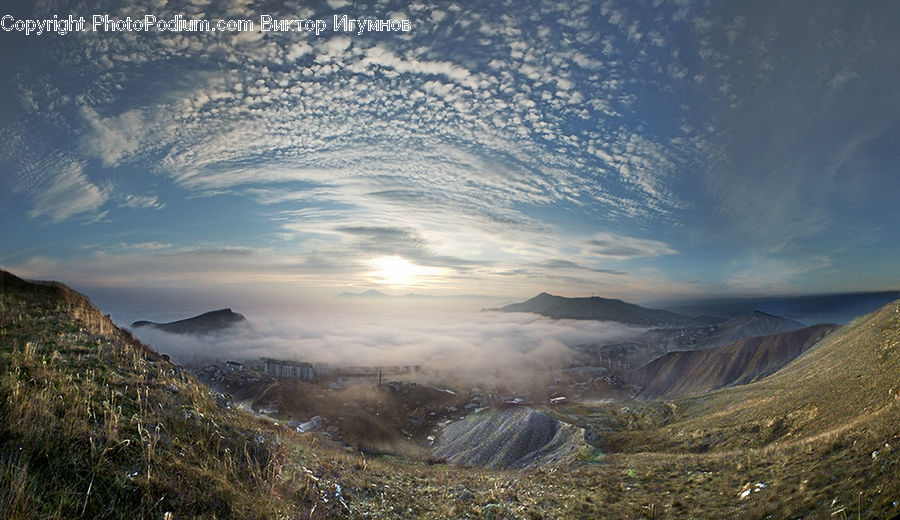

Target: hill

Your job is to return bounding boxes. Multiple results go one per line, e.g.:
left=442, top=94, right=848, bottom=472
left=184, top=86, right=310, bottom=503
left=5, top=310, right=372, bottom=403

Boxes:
left=659, top=299, right=900, bottom=451
left=495, top=292, right=691, bottom=325
left=574, top=310, right=805, bottom=372
left=631, top=324, right=837, bottom=399
left=0, top=270, right=323, bottom=518
left=433, top=408, right=584, bottom=469
left=336, top=289, right=391, bottom=298
left=132, top=308, right=247, bottom=334
left=557, top=300, right=900, bottom=517
left=693, top=310, right=806, bottom=348
left=651, top=290, right=900, bottom=324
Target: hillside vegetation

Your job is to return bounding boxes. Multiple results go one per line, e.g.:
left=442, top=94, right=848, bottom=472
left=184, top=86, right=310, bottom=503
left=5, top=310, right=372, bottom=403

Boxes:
left=0, top=271, right=325, bottom=519
left=693, top=310, right=806, bottom=349
left=3, top=270, right=900, bottom=519
left=632, top=324, right=837, bottom=399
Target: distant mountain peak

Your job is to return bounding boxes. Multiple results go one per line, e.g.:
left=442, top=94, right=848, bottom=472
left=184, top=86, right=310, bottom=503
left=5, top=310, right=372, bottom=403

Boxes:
left=336, top=289, right=390, bottom=298
left=132, top=308, right=246, bottom=335
left=497, top=292, right=691, bottom=326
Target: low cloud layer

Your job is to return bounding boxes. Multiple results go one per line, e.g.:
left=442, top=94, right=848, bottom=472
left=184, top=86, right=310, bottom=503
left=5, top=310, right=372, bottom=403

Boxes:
left=130, top=303, right=645, bottom=387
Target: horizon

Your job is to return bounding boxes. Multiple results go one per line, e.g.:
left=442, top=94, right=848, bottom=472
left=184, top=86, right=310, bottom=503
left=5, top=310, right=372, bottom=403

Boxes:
left=2, top=1, right=899, bottom=302
left=5, top=266, right=895, bottom=335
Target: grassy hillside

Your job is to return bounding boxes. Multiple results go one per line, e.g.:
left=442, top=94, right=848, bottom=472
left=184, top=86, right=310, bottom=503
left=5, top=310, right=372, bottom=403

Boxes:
left=559, top=301, right=900, bottom=517
left=665, top=300, right=900, bottom=450
left=0, top=272, right=331, bottom=519
left=632, top=324, right=837, bottom=399
left=3, top=270, right=899, bottom=519
left=693, top=310, right=806, bottom=349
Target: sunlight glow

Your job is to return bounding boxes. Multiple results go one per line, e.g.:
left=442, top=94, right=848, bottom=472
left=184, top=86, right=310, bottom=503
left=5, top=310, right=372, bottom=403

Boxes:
left=369, top=256, right=432, bottom=286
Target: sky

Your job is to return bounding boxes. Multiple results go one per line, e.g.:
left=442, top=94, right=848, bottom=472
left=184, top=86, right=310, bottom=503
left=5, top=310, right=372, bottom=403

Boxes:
left=1, top=0, right=899, bottom=306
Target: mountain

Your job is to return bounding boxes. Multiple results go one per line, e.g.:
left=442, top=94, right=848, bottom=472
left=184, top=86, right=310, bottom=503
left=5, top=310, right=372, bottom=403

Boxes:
left=0, top=270, right=153, bottom=349
left=495, top=292, right=691, bottom=325
left=131, top=308, right=247, bottom=334
left=693, top=310, right=806, bottom=348
left=577, top=299, right=900, bottom=453
left=631, top=324, right=837, bottom=399
left=667, top=299, right=900, bottom=448
left=575, top=310, right=811, bottom=379
left=336, top=290, right=495, bottom=299
left=650, top=290, right=900, bottom=324
left=336, top=289, right=391, bottom=298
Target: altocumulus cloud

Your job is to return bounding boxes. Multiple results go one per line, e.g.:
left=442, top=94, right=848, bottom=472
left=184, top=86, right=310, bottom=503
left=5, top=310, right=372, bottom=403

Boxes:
left=3, top=0, right=898, bottom=297
left=28, top=161, right=108, bottom=223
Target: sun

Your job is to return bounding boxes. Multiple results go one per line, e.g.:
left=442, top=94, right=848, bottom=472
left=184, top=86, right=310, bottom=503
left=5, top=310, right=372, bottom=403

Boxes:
left=370, top=256, right=420, bottom=286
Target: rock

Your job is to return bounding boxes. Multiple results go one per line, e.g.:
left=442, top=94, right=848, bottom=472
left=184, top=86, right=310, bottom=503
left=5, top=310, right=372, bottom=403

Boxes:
left=214, top=392, right=233, bottom=410
left=296, top=416, right=323, bottom=433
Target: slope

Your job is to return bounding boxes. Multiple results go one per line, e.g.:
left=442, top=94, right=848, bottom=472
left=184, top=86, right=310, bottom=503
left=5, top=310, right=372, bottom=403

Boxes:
left=632, top=324, right=837, bottom=399
left=554, top=301, right=900, bottom=517
left=0, top=271, right=320, bottom=519
left=578, top=299, right=900, bottom=455
left=695, top=310, right=806, bottom=349
left=574, top=310, right=806, bottom=373
left=665, top=299, right=900, bottom=449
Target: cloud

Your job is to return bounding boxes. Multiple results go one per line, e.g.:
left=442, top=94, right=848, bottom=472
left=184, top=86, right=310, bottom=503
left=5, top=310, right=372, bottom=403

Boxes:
left=105, top=242, right=173, bottom=252
left=119, top=194, right=166, bottom=210
left=695, top=1, right=900, bottom=255
left=129, top=303, right=648, bottom=389
left=80, top=106, right=150, bottom=167
left=12, top=0, right=894, bottom=298
left=28, top=162, right=108, bottom=223
left=534, top=259, right=627, bottom=275
left=36, top=0, right=699, bottom=250
left=356, top=45, right=484, bottom=89
left=320, top=35, right=352, bottom=55
left=329, top=225, right=488, bottom=272
left=586, top=233, right=677, bottom=259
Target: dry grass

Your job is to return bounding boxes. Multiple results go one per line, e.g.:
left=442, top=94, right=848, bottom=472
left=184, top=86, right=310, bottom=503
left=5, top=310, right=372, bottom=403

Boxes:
left=0, top=285, right=326, bottom=519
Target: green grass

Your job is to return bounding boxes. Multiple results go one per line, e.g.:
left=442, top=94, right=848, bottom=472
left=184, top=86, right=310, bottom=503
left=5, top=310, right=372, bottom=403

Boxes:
left=2, top=272, right=899, bottom=519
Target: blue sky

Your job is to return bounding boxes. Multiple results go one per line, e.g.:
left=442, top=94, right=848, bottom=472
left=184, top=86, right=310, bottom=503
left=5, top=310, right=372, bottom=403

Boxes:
left=1, top=0, right=898, bottom=303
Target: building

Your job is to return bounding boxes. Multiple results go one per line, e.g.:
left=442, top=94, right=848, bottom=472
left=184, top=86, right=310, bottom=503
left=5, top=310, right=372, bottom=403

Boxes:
left=224, top=360, right=243, bottom=371
left=262, top=358, right=315, bottom=381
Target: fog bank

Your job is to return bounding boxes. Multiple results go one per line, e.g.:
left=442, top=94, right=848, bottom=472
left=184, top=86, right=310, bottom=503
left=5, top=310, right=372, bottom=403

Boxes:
left=129, top=302, right=646, bottom=387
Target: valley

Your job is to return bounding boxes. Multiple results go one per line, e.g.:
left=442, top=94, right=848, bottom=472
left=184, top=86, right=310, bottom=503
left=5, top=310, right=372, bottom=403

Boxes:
left=2, top=270, right=899, bottom=519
